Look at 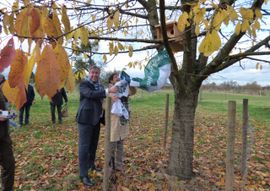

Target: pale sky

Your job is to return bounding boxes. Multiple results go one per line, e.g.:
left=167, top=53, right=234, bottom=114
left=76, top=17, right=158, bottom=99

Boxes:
left=1, top=0, right=270, bottom=86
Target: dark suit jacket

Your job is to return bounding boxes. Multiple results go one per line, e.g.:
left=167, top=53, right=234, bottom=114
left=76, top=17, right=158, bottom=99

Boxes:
left=51, top=88, right=68, bottom=106
left=76, top=80, right=106, bottom=126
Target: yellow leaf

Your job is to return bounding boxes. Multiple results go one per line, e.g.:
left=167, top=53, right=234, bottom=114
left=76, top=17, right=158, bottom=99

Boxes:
left=35, top=45, right=61, bottom=98
left=109, top=42, right=114, bottom=56
left=53, top=43, right=70, bottom=88
left=61, top=5, right=71, bottom=33
left=14, top=8, right=29, bottom=39
left=41, top=10, right=57, bottom=37
left=228, top=6, right=238, bottom=22
left=24, top=46, right=37, bottom=86
left=79, top=27, right=89, bottom=46
left=235, top=22, right=241, bottom=35
left=128, top=45, right=133, bottom=57
left=3, top=13, right=14, bottom=34
left=177, top=12, right=189, bottom=32
left=103, top=55, right=107, bottom=63
left=107, top=16, right=113, bottom=31
left=255, top=9, right=262, bottom=19
left=23, top=0, right=30, bottom=6
left=211, top=30, right=221, bottom=51
left=113, top=10, right=120, bottom=28
left=118, top=42, right=125, bottom=50
left=52, top=10, right=63, bottom=43
left=241, top=20, right=249, bottom=32
left=8, top=50, right=27, bottom=88
left=114, top=46, right=119, bottom=55
left=2, top=81, right=26, bottom=110
left=195, top=25, right=200, bottom=36
left=65, top=65, right=75, bottom=92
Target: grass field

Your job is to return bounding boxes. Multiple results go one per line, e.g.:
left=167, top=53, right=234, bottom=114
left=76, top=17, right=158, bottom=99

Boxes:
left=3, top=89, right=269, bottom=190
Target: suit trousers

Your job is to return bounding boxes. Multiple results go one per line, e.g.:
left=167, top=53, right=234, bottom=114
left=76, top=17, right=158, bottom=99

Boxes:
left=78, top=123, right=100, bottom=177
left=50, top=104, right=62, bottom=123
left=19, top=104, right=31, bottom=125
left=0, top=133, right=15, bottom=191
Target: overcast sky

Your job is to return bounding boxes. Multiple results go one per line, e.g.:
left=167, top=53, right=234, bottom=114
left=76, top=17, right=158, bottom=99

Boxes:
left=1, top=1, right=270, bottom=86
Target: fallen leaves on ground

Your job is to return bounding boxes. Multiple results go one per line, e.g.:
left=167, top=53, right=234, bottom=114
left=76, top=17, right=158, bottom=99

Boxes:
left=8, top=107, right=270, bottom=190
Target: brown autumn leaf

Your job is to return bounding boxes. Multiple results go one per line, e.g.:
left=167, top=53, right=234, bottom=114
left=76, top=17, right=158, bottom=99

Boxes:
left=14, top=7, right=29, bottom=39
left=8, top=49, right=27, bottom=88
left=0, top=38, right=16, bottom=72
left=35, top=44, right=61, bottom=98
left=29, top=7, right=41, bottom=36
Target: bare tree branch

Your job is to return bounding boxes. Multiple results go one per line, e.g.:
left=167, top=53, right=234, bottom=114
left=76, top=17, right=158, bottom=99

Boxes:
left=159, top=0, right=178, bottom=77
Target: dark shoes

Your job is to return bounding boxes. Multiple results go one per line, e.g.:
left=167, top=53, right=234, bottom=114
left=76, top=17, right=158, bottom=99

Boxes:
left=90, top=165, right=102, bottom=172
left=80, top=176, right=94, bottom=186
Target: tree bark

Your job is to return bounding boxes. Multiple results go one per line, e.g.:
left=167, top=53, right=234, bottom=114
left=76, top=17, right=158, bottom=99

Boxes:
left=168, top=86, right=199, bottom=179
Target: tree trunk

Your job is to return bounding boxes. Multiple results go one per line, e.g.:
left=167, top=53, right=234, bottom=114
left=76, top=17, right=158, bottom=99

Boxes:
left=168, top=87, right=199, bottom=179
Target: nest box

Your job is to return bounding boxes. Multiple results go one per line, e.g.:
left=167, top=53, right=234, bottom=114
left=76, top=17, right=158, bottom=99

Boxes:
left=155, top=21, right=184, bottom=52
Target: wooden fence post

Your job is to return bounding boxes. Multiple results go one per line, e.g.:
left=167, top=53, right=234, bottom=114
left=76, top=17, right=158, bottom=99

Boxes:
left=225, top=101, right=236, bottom=191
left=103, top=97, right=111, bottom=191
left=241, top=99, right=248, bottom=175
left=240, top=99, right=249, bottom=190
left=164, top=94, right=169, bottom=149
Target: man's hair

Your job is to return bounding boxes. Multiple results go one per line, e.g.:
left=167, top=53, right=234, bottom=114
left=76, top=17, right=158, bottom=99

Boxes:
left=89, top=65, right=100, bottom=71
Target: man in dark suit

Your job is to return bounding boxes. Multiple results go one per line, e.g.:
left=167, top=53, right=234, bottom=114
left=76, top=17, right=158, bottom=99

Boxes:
left=0, top=89, right=15, bottom=191
left=50, top=88, right=68, bottom=124
left=76, top=65, right=117, bottom=186
left=19, top=84, right=35, bottom=126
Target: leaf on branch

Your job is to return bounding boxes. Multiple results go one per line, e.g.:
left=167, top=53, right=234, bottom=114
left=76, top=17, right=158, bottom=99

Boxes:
left=29, top=7, right=41, bottom=36
left=79, top=27, right=89, bottom=46
left=53, top=43, right=70, bottom=87
left=107, top=16, right=113, bottom=31
left=114, top=46, right=119, bottom=55
left=14, top=8, right=29, bottom=40
left=177, top=12, right=189, bottom=32
left=35, top=45, right=61, bottom=98
left=3, top=13, right=14, bottom=34
left=109, top=42, right=114, bottom=56
left=113, top=10, right=120, bottom=28
left=0, top=38, right=16, bottom=72
left=103, top=55, right=107, bottom=63
left=128, top=45, right=133, bottom=57
left=8, top=49, right=27, bottom=88
left=65, top=65, right=75, bottom=92
left=235, top=22, right=241, bottom=35
left=24, top=46, right=36, bottom=86
left=118, top=42, right=125, bottom=50
left=2, top=81, right=26, bottom=110
left=61, top=5, right=71, bottom=34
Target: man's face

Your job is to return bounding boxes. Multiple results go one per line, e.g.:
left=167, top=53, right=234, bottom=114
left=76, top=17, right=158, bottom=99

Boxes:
left=89, top=68, right=100, bottom=82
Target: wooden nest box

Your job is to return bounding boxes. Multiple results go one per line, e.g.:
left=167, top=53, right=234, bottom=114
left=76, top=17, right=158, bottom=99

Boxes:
left=155, top=21, right=184, bottom=52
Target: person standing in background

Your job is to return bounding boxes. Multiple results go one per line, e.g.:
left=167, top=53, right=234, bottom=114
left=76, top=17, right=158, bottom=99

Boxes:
left=0, top=89, right=15, bottom=191
left=76, top=65, right=117, bottom=186
left=19, top=84, right=35, bottom=127
left=50, top=88, right=68, bottom=124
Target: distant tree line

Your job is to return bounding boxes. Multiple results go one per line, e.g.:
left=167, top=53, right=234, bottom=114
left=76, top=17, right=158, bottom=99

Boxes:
left=201, top=81, right=270, bottom=96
